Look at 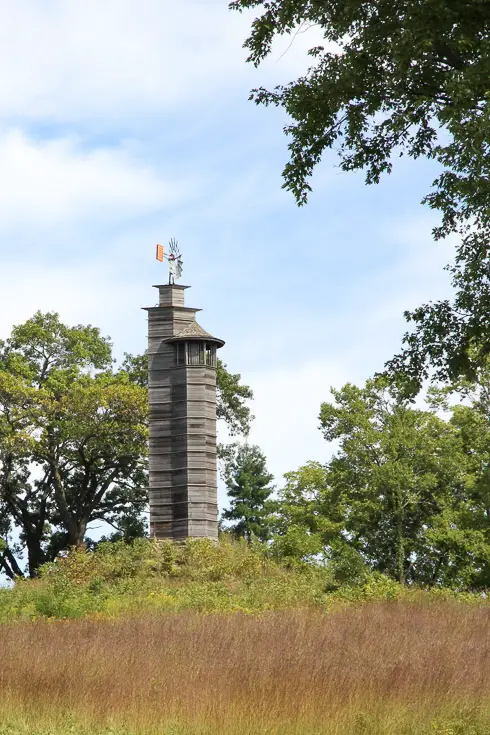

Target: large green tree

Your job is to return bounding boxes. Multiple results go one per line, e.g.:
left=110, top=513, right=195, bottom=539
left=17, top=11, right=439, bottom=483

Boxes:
left=268, top=462, right=341, bottom=565
left=231, top=0, right=490, bottom=388
left=0, top=313, right=253, bottom=578
left=0, top=313, right=148, bottom=577
left=318, top=378, right=485, bottom=586
left=426, top=368, right=490, bottom=588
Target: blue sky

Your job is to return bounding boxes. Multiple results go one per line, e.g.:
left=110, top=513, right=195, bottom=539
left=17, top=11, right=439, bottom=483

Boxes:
left=0, top=0, right=456, bottom=512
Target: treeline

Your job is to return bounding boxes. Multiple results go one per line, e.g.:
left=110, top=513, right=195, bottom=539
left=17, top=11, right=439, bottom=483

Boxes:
left=223, top=377, right=490, bottom=591
left=1, top=312, right=489, bottom=591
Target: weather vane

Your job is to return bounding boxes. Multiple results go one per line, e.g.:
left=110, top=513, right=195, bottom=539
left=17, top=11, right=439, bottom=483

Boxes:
left=156, top=238, right=183, bottom=284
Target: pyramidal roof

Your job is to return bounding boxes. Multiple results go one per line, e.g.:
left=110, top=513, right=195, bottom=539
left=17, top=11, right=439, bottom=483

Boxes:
left=166, top=320, right=225, bottom=347
left=176, top=321, right=214, bottom=339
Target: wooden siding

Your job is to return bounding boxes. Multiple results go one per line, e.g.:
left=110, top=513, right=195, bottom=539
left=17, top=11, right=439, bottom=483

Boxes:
left=157, top=285, right=186, bottom=308
left=147, top=285, right=220, bottom=541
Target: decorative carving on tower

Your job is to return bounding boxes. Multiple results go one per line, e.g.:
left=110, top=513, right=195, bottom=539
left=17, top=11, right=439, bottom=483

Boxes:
left=143, top=284, right=224, bottom=540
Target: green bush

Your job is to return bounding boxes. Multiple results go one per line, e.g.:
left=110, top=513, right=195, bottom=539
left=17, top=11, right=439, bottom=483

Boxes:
left=327, top=572, right=405, bottom=604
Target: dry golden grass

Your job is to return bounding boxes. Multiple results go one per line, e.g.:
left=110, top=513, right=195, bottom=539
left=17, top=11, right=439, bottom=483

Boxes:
left=0, top=601, right=489, bottom=734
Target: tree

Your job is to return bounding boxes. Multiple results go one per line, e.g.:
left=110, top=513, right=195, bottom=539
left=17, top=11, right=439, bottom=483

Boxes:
left=268, top=462, right=340, bottom=565
left=426, top=369, right=490, bottom=589
left=268, top=377, right=490, bottom=588
left=319, top=378, right=474, bottom=585
left=221, top=443, right=275, bottom=542
left=216, top=360, right=254, bottom=436
left=445, top=404, right=490, bottom=589
left=0, top=312, right=148, bottom=577
left=231, top=0, right=490, bottom=388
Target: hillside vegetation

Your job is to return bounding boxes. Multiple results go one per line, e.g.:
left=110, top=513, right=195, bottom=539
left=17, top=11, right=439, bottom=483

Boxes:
left=0, top=536, right=484, bottom=622
left=0, top=539, right=488, bottom=734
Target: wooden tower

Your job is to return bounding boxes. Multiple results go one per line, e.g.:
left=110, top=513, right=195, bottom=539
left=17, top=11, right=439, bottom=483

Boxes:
left=144, top=284, right=224, bottom=540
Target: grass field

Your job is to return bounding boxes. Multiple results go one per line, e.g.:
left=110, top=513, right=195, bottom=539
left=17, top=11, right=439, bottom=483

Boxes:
left=0, top=540, right=488, bottom=734
left=0, top=601, right=489, bottom=734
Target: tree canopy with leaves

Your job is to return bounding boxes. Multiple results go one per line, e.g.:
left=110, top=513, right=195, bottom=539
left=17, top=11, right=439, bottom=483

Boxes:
left=0, top=312, right=148, bottom=578
left=231, top=0, right=490, bottom=388
left=319, top=378, right=478, bottom=586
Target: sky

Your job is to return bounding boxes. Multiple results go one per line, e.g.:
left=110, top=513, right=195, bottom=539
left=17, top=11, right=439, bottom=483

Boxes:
left=0, top=0, right=456, bottom=515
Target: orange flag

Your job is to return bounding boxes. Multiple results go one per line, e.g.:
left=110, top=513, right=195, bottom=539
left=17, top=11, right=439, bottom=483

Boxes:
left=156, top=244, right=164, bottom=262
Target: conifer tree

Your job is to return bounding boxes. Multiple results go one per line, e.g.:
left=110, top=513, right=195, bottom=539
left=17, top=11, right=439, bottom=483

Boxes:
left=222, top=443, right=274, bottom=543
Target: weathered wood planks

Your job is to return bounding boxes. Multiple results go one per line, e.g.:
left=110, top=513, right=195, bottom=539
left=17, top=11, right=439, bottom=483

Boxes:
left=143, top=284, right=224, bottom=541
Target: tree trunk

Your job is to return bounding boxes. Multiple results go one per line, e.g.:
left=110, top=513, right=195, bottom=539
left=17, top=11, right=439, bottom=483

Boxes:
left=72, top=519, right=87, bottom=549
left=64, top=517, right=87, bottom=549
left=50, top=462, right=84, bottom=548
left=26, top=533, right=46, bottom=577
left=395, top=495, right=405, bottom=585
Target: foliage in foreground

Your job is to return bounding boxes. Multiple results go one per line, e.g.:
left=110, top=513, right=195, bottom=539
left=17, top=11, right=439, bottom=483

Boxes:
left=0, top=538, right=484, bottom=623
left=0, top=538, right=325, bottom=621
left=231, top=0, right=490, bottom=389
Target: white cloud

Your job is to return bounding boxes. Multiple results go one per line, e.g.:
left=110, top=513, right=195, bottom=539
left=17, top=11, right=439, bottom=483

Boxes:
left=0, top=130, right=186, bottom=229
left=0, top=0, right=233, bottom=122
left=0, top=0, right=323, bottom=126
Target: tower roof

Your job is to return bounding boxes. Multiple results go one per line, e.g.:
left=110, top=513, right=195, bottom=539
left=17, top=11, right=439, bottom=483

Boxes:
left=165, top=320, right=225, bottom=348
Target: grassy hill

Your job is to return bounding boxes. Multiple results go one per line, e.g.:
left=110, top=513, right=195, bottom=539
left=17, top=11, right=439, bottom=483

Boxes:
left=0, top=538, right=488, bottom=734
